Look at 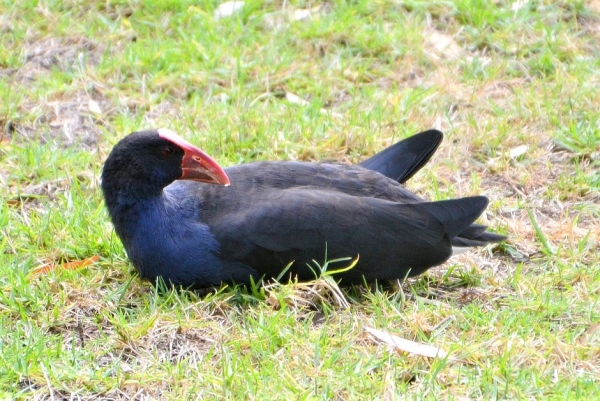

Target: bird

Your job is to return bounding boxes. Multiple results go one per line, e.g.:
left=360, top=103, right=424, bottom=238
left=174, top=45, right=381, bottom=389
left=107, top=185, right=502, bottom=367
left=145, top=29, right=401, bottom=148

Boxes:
left=101, top=128, right=506, bottom=288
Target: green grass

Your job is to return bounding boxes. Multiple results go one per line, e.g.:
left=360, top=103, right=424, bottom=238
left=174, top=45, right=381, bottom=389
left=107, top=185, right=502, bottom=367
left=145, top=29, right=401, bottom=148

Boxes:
left=1, top=0, right=599, bottom=399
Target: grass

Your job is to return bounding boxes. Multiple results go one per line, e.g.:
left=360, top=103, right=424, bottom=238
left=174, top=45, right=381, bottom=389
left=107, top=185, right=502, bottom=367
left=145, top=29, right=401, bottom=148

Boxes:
left=1, top=0, right=599, bottom=399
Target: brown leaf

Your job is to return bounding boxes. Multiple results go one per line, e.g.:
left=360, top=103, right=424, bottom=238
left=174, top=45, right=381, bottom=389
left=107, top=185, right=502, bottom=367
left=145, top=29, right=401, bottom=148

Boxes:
left=31, top=255, right=100, bottom=275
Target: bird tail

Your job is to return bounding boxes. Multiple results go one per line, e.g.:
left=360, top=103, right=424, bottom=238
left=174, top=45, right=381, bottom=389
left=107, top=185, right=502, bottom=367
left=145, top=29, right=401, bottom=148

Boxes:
left=451, top=223, right=507, bottom=247
left=416, top=195, right=506, bottom=247
left=359, top=129, right=443, bottom=183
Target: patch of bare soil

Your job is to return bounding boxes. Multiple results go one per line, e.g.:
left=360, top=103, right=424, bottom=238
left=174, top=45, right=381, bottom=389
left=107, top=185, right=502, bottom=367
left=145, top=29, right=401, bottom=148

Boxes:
left=17, top=36, right=103, bottom=82
left=3, top=36, right=110, bottom=148
left=12, top=91, right=109, bottom=148
left=3, top=172, right=97, bottom=223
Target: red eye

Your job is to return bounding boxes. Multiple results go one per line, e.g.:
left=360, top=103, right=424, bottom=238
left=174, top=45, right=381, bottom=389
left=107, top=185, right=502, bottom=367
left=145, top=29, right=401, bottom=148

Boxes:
left=161, top=146, right=175, bottom=158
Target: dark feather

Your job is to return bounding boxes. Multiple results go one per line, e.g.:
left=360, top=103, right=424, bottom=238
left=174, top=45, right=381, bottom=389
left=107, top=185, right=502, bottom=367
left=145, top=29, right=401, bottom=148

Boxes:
left=359, top=129, right=443, bottom=183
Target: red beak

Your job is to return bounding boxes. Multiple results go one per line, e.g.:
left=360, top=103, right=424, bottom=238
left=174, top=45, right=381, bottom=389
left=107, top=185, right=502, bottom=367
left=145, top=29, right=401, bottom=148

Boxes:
left=158, top=128, right=230, bottom=186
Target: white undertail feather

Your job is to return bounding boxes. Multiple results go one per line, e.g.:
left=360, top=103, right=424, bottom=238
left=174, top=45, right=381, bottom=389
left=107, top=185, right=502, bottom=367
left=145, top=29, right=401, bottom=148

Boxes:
left=451, top=246, right=471, bottom=257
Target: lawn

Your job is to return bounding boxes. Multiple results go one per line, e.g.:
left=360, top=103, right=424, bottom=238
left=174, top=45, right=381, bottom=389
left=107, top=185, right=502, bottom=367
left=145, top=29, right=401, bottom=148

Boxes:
left=1, top=0, right=599, bottom=399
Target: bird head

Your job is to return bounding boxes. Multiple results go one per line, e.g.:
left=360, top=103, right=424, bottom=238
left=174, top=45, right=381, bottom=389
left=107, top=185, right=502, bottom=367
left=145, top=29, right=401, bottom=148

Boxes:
left=156, top=128, right=230, bottom=186
left=101, top=129, right=230, bottom=201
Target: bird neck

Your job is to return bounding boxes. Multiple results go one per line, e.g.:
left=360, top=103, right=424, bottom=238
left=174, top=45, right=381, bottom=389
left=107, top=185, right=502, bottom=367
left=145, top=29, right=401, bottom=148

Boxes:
left=103, top=191, right=164, bottom=244
left=104, top=185, right=200, bottom=246
left=103, top=185, right=224, bottom=287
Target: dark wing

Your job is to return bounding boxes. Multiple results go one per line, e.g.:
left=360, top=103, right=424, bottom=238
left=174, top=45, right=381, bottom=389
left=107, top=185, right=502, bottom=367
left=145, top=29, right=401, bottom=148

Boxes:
left=359, top=129, right=443, bottom=183
left=204, top=185, right=490, bottom=284
left=222, top=161, right=425, bottom=203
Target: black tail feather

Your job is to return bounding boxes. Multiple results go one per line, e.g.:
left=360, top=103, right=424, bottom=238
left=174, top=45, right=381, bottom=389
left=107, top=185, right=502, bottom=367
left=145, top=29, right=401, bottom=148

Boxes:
left=452, top=223, right=507, bottom=247
left=360, top=129, right=443, bottom=183
left=362, top=129, right=506, bottom=249
left=412, top=196, right=489, bottom=240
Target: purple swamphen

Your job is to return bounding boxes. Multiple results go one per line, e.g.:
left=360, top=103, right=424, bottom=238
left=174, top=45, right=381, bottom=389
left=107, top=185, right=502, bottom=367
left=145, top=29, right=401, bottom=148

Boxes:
left=101, top=128, right=505, bottom=288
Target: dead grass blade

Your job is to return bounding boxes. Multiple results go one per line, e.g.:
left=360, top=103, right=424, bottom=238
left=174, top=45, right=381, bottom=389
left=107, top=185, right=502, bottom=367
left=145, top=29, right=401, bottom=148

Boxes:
left=365, top=326, right=452, bottom=360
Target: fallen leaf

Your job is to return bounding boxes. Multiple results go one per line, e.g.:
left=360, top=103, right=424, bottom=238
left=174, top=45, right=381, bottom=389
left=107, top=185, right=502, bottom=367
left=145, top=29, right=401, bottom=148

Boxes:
left=214, top=1, right=244, bottom=19
left=365, top=326, right=450, bottom=359
left=31, top=255, right=100, bottom=275
left=509, top=145, right=528, bottom=159
left=511, top=0, right=528, bottom=12
left=293, top=9, right=312, bottom=21
left=88, top=99, right=102, bottom=115
left=6, top=194, right=43, bottom=207
left=284, top=92, right=342, bottom=118
left=285, top=92, right=310, bottom=107
left=293, top=5, right=322, bottom=21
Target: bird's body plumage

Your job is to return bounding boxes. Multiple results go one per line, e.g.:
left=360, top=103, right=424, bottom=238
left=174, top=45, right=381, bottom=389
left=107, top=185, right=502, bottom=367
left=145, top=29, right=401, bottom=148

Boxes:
left=101, top=129, right=505, bottom=288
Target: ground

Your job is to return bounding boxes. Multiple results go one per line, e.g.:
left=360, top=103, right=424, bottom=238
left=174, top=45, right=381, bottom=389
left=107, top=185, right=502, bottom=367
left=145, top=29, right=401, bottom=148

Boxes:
left=0, top=1, right=599, bottom=400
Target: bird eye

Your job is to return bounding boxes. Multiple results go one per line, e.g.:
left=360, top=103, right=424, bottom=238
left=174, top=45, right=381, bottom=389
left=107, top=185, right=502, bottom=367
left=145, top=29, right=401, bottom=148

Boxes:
left=161, top=146, right=175, bottom=158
